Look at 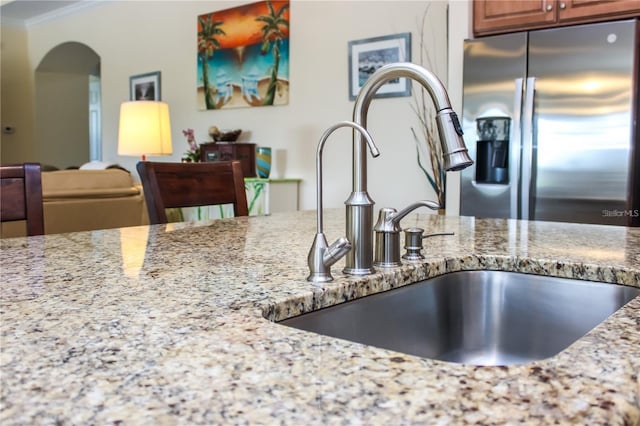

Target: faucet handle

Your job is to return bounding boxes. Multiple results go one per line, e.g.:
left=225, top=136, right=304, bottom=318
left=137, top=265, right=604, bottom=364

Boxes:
left=324, top=237, right=351, bottom=268
left=307, top=233, right=351, bottom=283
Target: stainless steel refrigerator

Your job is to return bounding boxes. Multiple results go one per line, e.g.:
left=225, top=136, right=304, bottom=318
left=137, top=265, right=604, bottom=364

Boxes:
left=460, top=19, right=639, bottom=227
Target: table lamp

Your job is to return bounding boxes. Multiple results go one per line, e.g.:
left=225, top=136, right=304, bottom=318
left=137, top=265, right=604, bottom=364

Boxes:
left=118, top=101, right=173, bottom=161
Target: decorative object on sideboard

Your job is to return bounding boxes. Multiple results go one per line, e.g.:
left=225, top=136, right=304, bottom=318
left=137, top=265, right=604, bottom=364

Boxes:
left=208, top=126, right=219, bottom=141
left=209, top=126, right=242, bottom=142
left=129, top=71, right=161, bottom=101
left=196, top=1, right=290, bottom=110
left=256, top=146, right=272, bottom=178
left=117, top=101, right=173, bottom=161
left=182, top=128, right=201, bottom=162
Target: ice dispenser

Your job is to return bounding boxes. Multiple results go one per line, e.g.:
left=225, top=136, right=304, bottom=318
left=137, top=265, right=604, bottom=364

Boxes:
left=474, top=117, right=510, bottom=184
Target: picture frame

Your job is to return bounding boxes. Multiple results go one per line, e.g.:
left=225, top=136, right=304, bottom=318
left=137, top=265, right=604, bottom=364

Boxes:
left=348, top=32, right=411, bottom=101
left=197, top=1, right=290, bottom=110
left=130, top=71, right=161, bottom=101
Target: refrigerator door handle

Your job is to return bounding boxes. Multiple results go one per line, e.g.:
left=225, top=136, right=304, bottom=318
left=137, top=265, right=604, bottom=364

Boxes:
left=510, top=78, right=524, bottom=219
left=520, top=77, right=536, bottom=220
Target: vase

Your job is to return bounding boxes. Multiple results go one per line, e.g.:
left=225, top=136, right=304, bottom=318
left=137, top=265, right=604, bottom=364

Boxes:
left=256, top=146, right=272, bottom=178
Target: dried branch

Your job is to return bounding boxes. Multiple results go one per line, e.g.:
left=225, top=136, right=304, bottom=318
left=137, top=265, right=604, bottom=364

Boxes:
left=410, top=4, right=445, bottom=208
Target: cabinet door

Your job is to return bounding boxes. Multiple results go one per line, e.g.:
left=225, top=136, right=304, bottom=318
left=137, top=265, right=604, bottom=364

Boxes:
left=557, top=0, right=640, bottom=22
left=233, top=144, right=256, bottom=178
left=217, top=145, right=235, bottom=161
left=474, top=0, right=556, bottom=36
left=201, top=145, right=220, bottom=162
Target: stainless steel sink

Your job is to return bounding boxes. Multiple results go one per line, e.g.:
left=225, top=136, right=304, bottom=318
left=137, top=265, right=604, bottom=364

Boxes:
left=280, top=270, right=639, bottom=366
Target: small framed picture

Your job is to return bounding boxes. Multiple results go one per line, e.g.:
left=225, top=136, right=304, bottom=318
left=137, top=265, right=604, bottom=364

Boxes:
left=129, top=71, right=161, bottom=101
left=348, top=32, right=411, bottom=100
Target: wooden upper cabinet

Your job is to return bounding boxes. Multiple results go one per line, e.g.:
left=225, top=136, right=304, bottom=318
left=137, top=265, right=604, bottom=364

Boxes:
left=557, top=0, right=640, bottom=22
left=474, top=1, right=556, bottom=35
left=474, top=0, right=640, bottom=36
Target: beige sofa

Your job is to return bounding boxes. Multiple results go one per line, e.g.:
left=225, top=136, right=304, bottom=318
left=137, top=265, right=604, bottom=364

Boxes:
left=1, top=168, right=149, bottom=238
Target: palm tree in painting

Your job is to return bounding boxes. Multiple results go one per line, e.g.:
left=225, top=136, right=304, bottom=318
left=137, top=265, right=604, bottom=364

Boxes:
left=198, top=14, right=226, bottom=110
left=256, top=1, right=289, bottom=106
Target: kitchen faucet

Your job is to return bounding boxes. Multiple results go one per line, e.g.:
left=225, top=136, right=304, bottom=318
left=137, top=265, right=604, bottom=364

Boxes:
left=307, top=121, right=380, bottom=283
left=344, top=62, right=473, bottom=275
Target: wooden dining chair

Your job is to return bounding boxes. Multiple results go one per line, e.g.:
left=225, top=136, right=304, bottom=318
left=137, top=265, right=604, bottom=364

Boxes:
left=137, top=161, right=249, bottom=224
left=0, top=163, right=45, bottom=236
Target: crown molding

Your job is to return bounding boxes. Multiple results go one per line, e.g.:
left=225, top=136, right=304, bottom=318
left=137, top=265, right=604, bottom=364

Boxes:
left=1, top=15, right=25, bottom=28
left=24, top=0, right=105, bottom=28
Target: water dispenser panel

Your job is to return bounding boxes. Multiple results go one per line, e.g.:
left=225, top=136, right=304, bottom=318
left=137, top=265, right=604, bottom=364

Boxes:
left=475, top=117, right=510, bottom=185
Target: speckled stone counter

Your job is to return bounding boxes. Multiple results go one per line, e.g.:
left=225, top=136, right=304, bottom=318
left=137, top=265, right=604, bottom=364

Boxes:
left=1, top=210, right=639, bottom=425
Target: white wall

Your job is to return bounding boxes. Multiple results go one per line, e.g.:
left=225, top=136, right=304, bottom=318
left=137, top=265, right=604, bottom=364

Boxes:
left=0, top=24, right=35, bottom=163
left=4, top=0, right=473, bottom=214
left=447, top=0, right=473, bottom=215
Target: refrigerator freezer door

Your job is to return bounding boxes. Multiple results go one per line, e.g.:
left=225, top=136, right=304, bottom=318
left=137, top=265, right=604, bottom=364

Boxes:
left=460, top=33, right=527, bottom=220
left=527, top=20, right=635, bottom=225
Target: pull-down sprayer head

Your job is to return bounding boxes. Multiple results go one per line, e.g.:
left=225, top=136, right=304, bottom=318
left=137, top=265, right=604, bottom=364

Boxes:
left=435, top=109, right=473, bottom=171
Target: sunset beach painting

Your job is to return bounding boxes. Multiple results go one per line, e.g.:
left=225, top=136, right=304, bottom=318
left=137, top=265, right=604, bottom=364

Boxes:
left=197, top=1, right=290, bottom=110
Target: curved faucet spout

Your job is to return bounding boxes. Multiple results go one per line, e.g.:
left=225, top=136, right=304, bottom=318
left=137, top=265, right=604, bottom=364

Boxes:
left=353, top=62, right=472, bottom=184
left=344, top=61, right=473, bottom=276
left=315, top=121, right=379, bottom=233
left=354, top=62, right=453, bottom=125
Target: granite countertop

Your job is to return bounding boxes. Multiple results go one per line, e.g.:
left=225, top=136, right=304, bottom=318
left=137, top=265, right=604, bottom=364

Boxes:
left=1, top=209, right=639, bottom=425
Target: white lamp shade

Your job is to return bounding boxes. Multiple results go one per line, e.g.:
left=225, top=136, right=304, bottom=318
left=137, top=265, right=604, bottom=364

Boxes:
left=118, top=101, right=173, bottom=157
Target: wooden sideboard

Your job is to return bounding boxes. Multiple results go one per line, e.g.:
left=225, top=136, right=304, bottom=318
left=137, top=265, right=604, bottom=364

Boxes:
left=200, top=142, right=257, bottom=177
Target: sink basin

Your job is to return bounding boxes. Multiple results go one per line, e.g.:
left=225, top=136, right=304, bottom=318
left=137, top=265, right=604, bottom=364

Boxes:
left=280, top=270, right=639, bottom=366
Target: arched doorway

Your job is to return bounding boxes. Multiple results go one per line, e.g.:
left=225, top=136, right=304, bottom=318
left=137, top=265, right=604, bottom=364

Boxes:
left=35, top=42, right=101, bottom=169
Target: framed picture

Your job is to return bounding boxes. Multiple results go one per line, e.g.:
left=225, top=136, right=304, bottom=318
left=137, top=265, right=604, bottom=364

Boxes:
left=348, top=32, right=411, bottom=100
left=130, top=71, right=161, bottom=101
left=197, top=1, right=290, bottom=110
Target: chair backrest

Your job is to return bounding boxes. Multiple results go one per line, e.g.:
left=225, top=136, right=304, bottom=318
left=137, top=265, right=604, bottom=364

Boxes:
left=137, top=161, right=249, bottom=224
left=0, top=163, right=45, bottom=236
